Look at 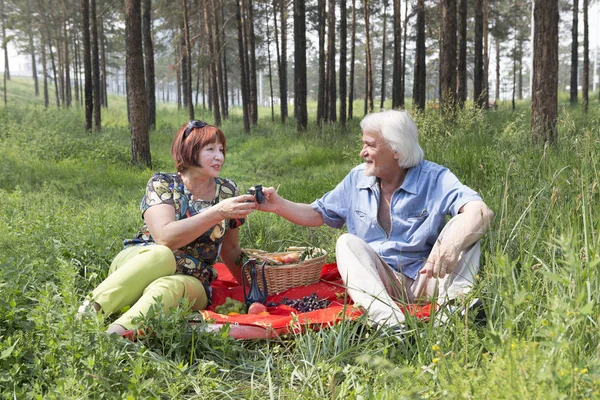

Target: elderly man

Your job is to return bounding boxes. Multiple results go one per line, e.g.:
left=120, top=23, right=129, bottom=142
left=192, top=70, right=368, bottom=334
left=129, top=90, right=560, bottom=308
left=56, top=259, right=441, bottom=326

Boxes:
left=260, top=110, right=494, bottom=330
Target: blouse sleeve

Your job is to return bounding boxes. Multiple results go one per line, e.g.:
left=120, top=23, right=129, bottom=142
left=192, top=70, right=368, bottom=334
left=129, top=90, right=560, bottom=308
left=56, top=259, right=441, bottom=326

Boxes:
left=140, top=173, right=179, bottom=216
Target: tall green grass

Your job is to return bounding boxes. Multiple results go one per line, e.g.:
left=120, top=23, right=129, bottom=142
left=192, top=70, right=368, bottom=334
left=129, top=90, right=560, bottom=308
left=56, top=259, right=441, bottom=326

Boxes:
left=1, top=77, right=599, bottom=398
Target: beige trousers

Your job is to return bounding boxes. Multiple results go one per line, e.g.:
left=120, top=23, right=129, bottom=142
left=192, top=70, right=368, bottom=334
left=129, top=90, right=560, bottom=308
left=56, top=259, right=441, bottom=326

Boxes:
left=335, top=230, right=480, bottom=327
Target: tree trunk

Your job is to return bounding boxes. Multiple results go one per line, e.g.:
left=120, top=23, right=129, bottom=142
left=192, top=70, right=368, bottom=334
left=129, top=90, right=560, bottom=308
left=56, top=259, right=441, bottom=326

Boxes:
left=279, top=0, right=288, bottom=121
left=456, top=0, right=467, bottom=108
left=570, top=0, right=578, bottom=104
left=392, top=0, right=401, bottom=109
left=61, top=0, right=71, bottom=107
left=52, top=21, right=65, bottom=106
left=246, top=0, right=258, bottom=125
left=125, top=0, right=151, bottom=168
left=29, top=29, right=39, bottom=96
left=348, top=0, right=356, bottom=119
left=80, top=0, right=92, bottom=127
left=48, top=30, right=61, bottom=107
left=474, top=0, right=484, bottom=108
left=219, top=0, right=229, bottom=117
left=400, top=0, right=408, bottom=107
left=1, top=0, right=9, bottom=82
left=180, top=22, right=188, bottom=109
left=495, top=37, right=500, bottom=102
left=236, top=0, right=250, bottom=132
left=317, top=0, right=326, bottom=124
left=518, top=39, right=523, bottom=100
left=483, top=0, right=489, bottom=109
left=203, top=0, right=220, bottom=124
left=90, top=0, right=101, bottom=129
left=326, top=0, right=336, bottom=121
left=380, top=0, right=388, bottom=111
left=512, top=31, right=516, bottom=110
left=582, top=0, right=588, bottom=112
left=363, top=0, right=373, bottom=114
left=99, top=13, right=108, bottom=107
left=213, top=0, right=227, bottom=119
left=183, top=0, right=194, bottom=120
left=38, top=0, right=49, bottom=108
left=294, top=0, right=308, bottom=131
left=531, top=0, right=558, bottom=144
left=176, top=59, right=181, bottom=109
left=142, top=0, right=156, bottom=128
left=72, top=25, right=80, bottom=104
left=339, top=0, right=347, bottom=127
left=266, top=4, right=274, bottom=122
left=413, top=0, right=426, bottom=110
left=439, top=0, right=456, bottom=112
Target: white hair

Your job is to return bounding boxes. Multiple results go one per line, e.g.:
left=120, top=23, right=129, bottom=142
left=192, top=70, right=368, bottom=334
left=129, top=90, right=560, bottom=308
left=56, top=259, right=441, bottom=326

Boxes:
left=360, top=109, right=424, bottom=168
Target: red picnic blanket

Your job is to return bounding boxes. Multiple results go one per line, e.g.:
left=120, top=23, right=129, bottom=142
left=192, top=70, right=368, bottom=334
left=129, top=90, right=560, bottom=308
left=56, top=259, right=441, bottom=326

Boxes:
left=195, top=263, right=433, bottom=340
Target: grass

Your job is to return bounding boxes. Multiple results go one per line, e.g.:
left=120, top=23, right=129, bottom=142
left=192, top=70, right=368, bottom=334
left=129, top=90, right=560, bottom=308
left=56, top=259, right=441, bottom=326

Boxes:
left=1, top=76, right=600, bottom=398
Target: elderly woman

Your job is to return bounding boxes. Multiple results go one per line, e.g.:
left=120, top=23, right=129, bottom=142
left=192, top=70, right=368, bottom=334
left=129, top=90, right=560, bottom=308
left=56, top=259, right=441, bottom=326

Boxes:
left=259, top=110, right=494, bottom=332
left=79, top=120, right=257, bottom=336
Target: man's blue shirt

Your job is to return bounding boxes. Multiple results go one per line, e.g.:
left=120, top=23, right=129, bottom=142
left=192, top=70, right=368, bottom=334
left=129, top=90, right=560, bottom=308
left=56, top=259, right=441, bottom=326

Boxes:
left=311, top=160, right=482, bottom=279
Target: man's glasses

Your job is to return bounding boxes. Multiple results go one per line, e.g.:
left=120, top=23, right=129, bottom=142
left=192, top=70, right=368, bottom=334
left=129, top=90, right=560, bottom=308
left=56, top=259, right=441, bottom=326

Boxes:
left=183, top=120, right=207, bottom=140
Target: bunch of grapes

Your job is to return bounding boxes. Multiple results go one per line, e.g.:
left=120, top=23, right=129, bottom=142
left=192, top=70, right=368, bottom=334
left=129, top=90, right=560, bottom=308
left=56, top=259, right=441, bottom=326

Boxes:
left=278, top=293, right=331, bottom=313
left=215, top=297, right=247, bottom=315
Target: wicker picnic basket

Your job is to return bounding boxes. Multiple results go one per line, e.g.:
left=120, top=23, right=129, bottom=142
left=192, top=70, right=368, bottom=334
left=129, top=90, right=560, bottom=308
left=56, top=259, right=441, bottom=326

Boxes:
left=241, top=247, right=328, bottom=294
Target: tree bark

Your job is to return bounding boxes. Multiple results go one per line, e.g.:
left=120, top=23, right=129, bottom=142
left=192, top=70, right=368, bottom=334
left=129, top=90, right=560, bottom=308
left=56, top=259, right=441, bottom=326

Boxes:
left=582, top=0, right=588, bottom=112
left=29, top=29, right=39, bottom=96
left=294, top=0, right=308, bottom=131
left=61, top=0, right=71, bottom=107
left=279, top=0, right=288, bottom=121
left=219, top=0, right=229, bottom=117
left=180, top=22, right=188, bottom=109
left=90, top=0, right=101, bottom=129
left=392, top=0, right=401, bottom=109
left=1, top=0, right=10, bottom=82
left=266, top=4, right=274, bottom=122
left=317, top=0, right=326, bottom=124
left=99, top=12, right=107, bottom=107
left=413, top=0, right=426, bottom=111
left=474, top=0, right=484, bottom=108
left=80, top=0, right=91, bottom=126
left=531, top=0, right=558, bottom=144
left=339, top=0, right=347, bottom=127
left=326, top=0, right=336, bottom=121
left=236, top=0, right=250, bottom=132
left=456, top=0, right=467, bottom=108
left=72, top=24, right=80, bottom=104
left=495, top=37, right=500, bottom=102
left=183, top=0, right=194, bottom=120
left=570, top=0, right=578, bottom=104
left=483, top=0, right=489, bottom=109
left=363, top=0, right=373, bottom=115
left=38, top=0, right=49, bottom=108
left=348, top=0, right=356, bottom=119
left=142, top=0, right=156, bottom=128
left=400, top=0, right=408, bottom=107
left=246, top=0, right=258, bottom=125
left=439, top=0, right=456, bottom=112
left=125, top=0, right=151, bottom=168
left=212, top=0, right=227, bottom=119
left=379, top=0, right=388, bottom=111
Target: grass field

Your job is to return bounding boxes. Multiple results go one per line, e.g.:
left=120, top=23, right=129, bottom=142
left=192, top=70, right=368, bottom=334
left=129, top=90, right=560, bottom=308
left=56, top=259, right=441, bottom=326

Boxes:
left=1, top=77, right=600, bottom=398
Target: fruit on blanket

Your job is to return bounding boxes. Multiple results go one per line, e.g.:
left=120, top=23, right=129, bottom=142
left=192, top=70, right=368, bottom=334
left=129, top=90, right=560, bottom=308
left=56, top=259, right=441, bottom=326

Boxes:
left=257, top=311, right=271, bottom=316
left=279, top=293, right=331, bottom=313
left=227, top=312, right=240, bottom=316
left=248, top=302, right=267, bottom=315
left=215, top=297, right=247, bottom=315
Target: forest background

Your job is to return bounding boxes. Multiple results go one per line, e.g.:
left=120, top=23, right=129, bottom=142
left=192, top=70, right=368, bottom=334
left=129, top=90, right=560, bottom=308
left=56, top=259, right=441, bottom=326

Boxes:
left=1, top=0, right=600, bottom=398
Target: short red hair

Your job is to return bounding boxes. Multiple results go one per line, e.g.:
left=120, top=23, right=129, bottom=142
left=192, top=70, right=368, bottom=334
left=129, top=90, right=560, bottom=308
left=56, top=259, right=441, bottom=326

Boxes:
left=170, top=122, right=227, bottom=172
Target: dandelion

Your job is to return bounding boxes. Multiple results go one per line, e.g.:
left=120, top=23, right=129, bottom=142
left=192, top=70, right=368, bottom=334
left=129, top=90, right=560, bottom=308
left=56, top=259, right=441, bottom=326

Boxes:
left=559, top=370, right=565, bottom=377
left=574, top=367, right=579, bottom=373
left=431, top=345, right=440, bottom=352
left=432, top=358, right=439, bottom=364
left=580, top=368, right=588, bottom=374
left=511, top=343, right=517, bottom=349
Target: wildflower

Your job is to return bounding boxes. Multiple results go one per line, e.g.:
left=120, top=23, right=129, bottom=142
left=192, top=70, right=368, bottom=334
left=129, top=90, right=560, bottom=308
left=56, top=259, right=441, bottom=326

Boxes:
left=574, top=367, right=579, bottom=373
left=431, top=345, right=440, bottom=352
left=511, top=343, right=517, bottom=349
left=581, top=368, right=588, bottom=374
left=432, top=358, right=439, bottom=364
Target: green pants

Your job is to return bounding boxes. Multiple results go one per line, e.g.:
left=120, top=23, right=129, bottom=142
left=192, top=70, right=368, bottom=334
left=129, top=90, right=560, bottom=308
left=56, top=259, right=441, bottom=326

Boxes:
left=92, top=245, right=208, bottom=330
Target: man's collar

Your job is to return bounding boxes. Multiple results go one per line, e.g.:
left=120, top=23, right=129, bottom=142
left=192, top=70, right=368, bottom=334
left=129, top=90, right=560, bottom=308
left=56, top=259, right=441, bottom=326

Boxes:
left=356, top=161, right=422, bottom=195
